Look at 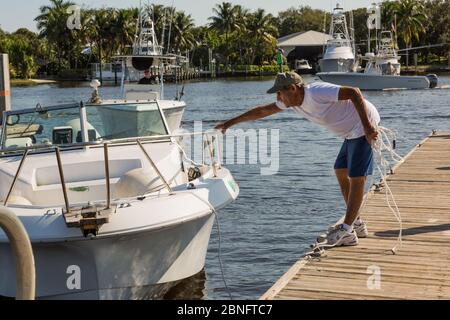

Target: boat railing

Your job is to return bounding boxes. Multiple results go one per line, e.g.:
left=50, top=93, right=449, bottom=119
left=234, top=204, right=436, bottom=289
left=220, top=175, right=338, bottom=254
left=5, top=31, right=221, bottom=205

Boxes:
left=326, top=38, right=352, bottom=48
left=0, top=205, right=35, bottom=300
left=1, top=130, right=223, bottom=211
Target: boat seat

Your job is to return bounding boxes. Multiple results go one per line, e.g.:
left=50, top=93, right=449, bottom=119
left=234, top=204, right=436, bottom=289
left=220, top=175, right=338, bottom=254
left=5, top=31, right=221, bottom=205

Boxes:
left=65, top=119, right=101, bottom=143
left=4, top=195, right=33, bottom=206
left=114, top=168, right=164, bottom=198
left=35, top=159, right=143, bottom=187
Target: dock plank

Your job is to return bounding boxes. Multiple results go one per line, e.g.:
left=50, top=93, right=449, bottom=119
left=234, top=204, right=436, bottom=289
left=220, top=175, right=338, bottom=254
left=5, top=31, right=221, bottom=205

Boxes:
left=261, top=132, right=450, bottom=300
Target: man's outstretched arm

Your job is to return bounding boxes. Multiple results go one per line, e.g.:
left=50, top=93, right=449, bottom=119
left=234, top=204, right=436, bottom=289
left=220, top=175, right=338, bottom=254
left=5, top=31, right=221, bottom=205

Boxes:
left=214, top=103, right=282, bottom=133
left=338, top=86, right=378, bottom=144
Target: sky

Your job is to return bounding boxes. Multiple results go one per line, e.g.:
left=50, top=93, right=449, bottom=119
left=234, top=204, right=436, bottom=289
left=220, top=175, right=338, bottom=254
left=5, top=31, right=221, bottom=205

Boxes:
left=0, top=0, right=375, bottom=32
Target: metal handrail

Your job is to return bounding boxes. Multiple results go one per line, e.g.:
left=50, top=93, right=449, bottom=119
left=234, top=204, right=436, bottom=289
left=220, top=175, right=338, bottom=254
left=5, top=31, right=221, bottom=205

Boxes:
left=1, top=131, right=223, bottom=210
left=4, top=149, right=29, bottom=206
left=55, top=147, right=70, bottom=213
left=137, top=140, right=172, bottom=194
left=103, top=143, right=111, bottom=209
left=0, top=131, right=218, bottom=155
left=205, top=133, right=217, bottom=177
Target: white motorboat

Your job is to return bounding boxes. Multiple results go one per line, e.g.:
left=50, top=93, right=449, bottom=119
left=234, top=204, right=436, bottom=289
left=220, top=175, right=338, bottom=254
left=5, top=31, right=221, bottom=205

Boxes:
left=319, top=4, right=356, bottom=73
left=317, top=31, right=438, bottom=90
left=92, top=5, right=187, bottom=132
left=294, top=59, right=314, bottom=74
left=0, top=96, right=239, bottom=299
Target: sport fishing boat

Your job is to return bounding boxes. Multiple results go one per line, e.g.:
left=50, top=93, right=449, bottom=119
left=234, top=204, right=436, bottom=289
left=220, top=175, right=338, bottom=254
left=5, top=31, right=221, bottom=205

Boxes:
left=318, top=3, right=438, bottom=90
left=318, top=4, right=356, bottom=73
left=0, top=91, right=239, bottom=299
left=318, top=31, right=438, bottom=90
left=92, top=4, right=187, bottom=132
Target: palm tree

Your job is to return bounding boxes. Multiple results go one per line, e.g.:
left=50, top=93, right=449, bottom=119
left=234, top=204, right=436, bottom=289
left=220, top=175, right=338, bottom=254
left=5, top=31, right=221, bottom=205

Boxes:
left=171, top=11, right=197, bottom=53
left=208, top=2, right=239, bottom=66
left=245, top=9, right=277, bottom=65
left=35, top=0, right=76, bottom=71
left=392, top=0, right=427, bottom=66
left=381, top=0, right=398, bottom=32
left=82, top=8, right=119, bottom=80
left=233, top=5, right=249, bottom=65
left=115, top=9, right=138, bottom=55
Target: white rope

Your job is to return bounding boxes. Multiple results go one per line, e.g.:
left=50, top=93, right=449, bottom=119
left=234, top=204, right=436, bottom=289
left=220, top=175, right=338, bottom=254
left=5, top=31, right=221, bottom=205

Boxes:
left=372, top=126, right=404, bottom=254
left=173, top=139, right=203, bottom=167
left=188, top=191, right=233, bottom=300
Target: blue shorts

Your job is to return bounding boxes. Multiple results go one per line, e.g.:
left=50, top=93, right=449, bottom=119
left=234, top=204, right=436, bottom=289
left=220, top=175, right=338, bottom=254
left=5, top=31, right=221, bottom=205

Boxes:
left=334, top=136, right=374, bottom=177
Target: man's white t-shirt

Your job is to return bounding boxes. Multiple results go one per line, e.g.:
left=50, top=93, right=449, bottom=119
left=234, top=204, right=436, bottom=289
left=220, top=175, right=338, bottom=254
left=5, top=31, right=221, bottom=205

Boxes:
left=275, top=82, right=380, bottom=139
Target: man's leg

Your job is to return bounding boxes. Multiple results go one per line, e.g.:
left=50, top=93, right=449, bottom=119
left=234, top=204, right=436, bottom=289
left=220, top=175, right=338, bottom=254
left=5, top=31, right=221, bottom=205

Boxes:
left=344, top=176, right=366, bottom=226
left=324, top=173, right=363, bottom=246
left=336, top=169, right=365, bottom=227
left=326, top=137, right=371, bottom=246
left=335, top=168, right=350, bottom=206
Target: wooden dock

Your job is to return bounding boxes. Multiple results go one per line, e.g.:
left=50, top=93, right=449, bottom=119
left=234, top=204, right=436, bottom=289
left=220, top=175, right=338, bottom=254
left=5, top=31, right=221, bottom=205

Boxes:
left=261, top=131, right=450, bottom=300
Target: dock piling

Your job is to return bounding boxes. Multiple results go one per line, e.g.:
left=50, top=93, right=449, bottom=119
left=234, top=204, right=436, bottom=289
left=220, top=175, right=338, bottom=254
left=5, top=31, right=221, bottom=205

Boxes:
left=1, top=54, right=12, bottom=124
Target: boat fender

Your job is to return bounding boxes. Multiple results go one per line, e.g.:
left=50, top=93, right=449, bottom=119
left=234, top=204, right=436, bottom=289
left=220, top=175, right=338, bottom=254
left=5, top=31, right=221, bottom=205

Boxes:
left=426, top=74, right=438, bottom=89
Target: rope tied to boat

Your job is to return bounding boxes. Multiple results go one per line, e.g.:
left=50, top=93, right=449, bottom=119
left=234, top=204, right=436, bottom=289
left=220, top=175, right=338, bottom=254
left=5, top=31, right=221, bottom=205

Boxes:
left=187, top=192, right=233, bottom=300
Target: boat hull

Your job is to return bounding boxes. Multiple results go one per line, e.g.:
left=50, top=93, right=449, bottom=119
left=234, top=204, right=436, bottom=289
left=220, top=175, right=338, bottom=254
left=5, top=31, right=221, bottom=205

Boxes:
left=0, top=161, right=239, bottom=300
left=317, top=72, right=431, bottom=90
left=295, top=68, right=315, bottom=75
left=0, top=213, right=214, bottom=299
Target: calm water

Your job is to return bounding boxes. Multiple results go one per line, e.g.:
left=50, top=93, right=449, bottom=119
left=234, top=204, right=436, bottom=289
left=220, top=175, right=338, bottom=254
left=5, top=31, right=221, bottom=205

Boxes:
left=10, top=75, right=450, bottom=300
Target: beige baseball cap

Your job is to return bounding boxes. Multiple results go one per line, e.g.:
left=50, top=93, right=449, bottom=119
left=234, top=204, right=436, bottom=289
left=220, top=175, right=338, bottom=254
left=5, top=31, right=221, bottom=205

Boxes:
left=266, top=71, right=304, bottom=94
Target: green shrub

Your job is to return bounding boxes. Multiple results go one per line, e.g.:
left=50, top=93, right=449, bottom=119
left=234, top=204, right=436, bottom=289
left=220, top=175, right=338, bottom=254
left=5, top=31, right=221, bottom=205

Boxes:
left=57, top=69, right=89, bottom=80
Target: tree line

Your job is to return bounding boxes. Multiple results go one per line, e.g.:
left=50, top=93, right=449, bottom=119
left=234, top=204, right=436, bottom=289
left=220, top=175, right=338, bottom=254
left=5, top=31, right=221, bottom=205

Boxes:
left=0, top=0, right=448, bottom=79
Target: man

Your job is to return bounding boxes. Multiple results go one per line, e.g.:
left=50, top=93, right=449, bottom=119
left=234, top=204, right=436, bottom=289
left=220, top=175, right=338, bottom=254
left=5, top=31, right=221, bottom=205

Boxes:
left=138, top=69, right=157, bottom=84
left=215, top=72, right=380, bottom=246
left=385, top=62, right=395, bottom=75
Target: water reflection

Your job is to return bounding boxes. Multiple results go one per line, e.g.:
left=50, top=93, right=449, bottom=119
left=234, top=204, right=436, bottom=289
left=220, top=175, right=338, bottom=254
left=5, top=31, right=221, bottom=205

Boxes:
left=163, top=269, right=207, bottom=300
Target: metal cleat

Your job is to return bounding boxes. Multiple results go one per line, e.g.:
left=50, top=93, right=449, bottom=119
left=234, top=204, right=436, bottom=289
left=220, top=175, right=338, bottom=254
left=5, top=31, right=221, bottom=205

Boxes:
left=63, top=203, right=116, bottom=237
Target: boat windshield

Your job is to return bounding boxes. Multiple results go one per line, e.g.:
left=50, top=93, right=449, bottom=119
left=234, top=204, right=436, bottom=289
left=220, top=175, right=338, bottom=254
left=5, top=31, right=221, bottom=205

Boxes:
left=1, top=102, right=168, bottom=150
left=2, top=104, right=82, bottom=150
left=85, top=102, right=168, bottom=140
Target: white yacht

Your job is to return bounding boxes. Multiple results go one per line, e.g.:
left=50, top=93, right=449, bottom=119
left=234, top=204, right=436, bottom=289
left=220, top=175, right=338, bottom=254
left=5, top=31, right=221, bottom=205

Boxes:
left=317, top=31, right=438, bottom=90
left=318, top=4, right=356, bottom=73
left=0, top=93, right=239, bottom=299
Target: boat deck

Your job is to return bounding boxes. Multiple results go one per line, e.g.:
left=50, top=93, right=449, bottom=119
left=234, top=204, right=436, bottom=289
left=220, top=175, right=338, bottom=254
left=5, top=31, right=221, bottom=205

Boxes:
left=261, top=131, right=450, bottom=300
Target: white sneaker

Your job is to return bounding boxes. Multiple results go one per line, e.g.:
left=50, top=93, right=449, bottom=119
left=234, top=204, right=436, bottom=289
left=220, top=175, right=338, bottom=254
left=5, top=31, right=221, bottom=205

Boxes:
left=317, top=219, right=368, bottom=242
left=325, top=225, right=359, bottom=246
left=354, top=219, right=369, bottom=238
left=316, top=225, right=339, bottom=243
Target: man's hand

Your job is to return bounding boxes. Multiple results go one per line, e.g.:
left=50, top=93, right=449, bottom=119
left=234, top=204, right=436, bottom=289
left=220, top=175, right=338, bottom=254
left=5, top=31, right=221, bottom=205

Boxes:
left=365, top=125, right=379, bottom=145
left=214, top=122, right=229, bottom=134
